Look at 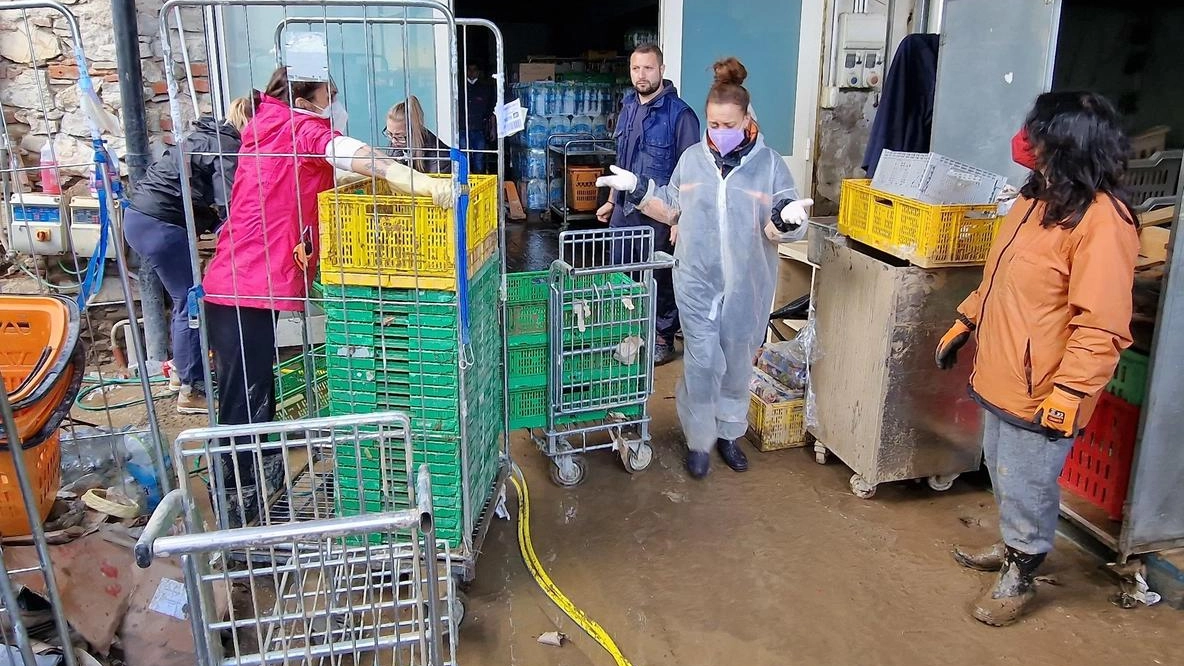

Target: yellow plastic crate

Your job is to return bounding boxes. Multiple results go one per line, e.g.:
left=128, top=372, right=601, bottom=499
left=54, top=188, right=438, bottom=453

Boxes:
left=318, top=174, right=498, bottom=290
left=838, top=179, right=1000, bottom=268
left=747, top=391, right=806, bottom=452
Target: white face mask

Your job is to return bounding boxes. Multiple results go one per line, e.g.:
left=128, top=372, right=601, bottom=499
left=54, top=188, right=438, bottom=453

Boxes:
left=300, top=100, right=349, bottom=131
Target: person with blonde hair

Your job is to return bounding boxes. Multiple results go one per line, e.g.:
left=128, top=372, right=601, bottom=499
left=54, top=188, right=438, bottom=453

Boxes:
left=124, top=94, right=257, bottom=414
left=599, top=57, right=813, bottom=478
left=384, top=95, right=452, bottom=174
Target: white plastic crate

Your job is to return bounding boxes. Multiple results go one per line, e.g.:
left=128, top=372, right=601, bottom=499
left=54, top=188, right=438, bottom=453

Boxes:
left=872, top=150, right=1007, bottom=205
left=1124, top=150, right=1182, bottom=212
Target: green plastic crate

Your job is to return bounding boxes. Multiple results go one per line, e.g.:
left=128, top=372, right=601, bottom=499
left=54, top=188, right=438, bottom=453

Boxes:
left=508, top=384, right=643, bottom=430
left=1106, top=349, right=1149, bottom=406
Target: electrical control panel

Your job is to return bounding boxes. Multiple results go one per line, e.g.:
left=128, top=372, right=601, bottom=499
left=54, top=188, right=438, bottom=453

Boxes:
left=8, top=192, right=67, bottom=256
left=67, top=196, right=109, bottom=260
left=838, top=12, right=887, bottom=90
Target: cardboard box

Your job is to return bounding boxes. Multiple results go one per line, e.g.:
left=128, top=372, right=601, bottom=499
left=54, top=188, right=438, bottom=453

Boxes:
left=518, top=63, right=556, bottom=83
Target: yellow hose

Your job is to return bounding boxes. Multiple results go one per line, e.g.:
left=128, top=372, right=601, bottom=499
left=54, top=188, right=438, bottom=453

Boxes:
left=510, top=466, right=632, bottom=666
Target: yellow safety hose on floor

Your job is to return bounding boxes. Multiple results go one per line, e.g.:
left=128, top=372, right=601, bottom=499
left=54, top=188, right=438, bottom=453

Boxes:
left=510, top=465, right=633, bottom=666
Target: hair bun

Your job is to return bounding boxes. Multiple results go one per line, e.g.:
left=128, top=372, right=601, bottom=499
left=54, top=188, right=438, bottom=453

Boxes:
left=712, top=57, right=747, bottom=86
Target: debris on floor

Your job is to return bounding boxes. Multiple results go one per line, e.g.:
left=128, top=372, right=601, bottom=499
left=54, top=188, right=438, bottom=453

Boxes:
left=537, top=631, right=567, bottom=647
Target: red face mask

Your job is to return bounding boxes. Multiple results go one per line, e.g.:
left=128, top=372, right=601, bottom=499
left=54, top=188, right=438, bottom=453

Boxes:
left=1011, top=127, right=1037, bottom=170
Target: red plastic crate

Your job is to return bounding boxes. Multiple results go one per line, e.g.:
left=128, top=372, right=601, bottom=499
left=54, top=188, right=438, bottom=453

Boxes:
left=1058, top=392, right=1140, bottom=520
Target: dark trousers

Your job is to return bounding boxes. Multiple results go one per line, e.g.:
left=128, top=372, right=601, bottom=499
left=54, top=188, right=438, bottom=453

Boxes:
left=609, top=214, right=679, bottom=343
left=205, top=302, right=281, bottom=527
left=123, top=208, right=204, bottom=390
left=461, top=128, right=488, bottom=174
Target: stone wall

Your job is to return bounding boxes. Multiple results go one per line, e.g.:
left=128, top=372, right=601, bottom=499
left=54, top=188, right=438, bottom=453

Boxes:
left=0, top=0, right=210, bottom=196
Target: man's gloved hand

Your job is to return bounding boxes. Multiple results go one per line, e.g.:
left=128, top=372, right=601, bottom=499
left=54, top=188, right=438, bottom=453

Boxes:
left=935, top=318, right=974, bottom=370
left=1034, top=386, right=1083, bottom=439
left=775, top=198, right=814, bottom=231
left=385, top=162, right=453, bottom=209
left=596, top=165, right=639, bottom=193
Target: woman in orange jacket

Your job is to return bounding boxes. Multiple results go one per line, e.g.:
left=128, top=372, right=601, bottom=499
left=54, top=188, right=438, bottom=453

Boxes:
left=935, top=92, right=1140, bottom=626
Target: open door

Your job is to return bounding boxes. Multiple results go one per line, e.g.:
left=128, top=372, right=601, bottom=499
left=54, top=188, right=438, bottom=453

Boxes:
left=930, top=0, right=1062, bottom=185
left=661, top=0, right=823, bottom=195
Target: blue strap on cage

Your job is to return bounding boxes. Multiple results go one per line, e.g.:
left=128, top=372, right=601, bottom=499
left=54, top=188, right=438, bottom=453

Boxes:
left=187, top=285, right=205, bottom=329
left=76, top=139, right=125, bottom=308
left=452, top=147, right=472, bottom=347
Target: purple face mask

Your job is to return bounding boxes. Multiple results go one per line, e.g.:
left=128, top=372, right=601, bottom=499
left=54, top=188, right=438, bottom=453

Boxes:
left=708, top=127, right=745, bottom=155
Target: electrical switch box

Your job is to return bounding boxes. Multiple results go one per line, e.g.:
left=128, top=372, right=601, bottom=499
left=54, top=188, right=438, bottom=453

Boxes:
left=8, top=192, right=67, bottom=256
left=67, top=196, right=110, bottom=260
left=838, top=12, right=887, bottom=90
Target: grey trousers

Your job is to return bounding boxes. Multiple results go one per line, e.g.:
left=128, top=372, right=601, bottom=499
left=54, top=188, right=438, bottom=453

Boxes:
left=982, top=411, right=1075, bottom=555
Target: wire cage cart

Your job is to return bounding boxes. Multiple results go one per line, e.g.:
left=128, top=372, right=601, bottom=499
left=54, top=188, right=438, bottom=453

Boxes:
left=134, top=412, right=458, bottom=666
left=524, top=227, right=674, bottom=486
left=545, top=134, right=616, bottom=225
left=157, top=0, right=512, bottom=597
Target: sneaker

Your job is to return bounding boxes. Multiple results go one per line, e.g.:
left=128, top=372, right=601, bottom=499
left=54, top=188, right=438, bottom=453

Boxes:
left=166, top=360, right=182, bottom=394
left=654, top=339, right=678, bottom=366
left=177, top=385, right=208, bottom=415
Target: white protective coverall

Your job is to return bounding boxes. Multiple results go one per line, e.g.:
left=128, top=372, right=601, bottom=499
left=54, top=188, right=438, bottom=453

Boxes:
left=626, top=133, right=807, bottom=452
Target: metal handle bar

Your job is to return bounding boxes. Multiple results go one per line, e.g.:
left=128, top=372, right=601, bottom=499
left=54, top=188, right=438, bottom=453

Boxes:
left=551, top=251, right=677, bottom=278
left=137, top=466, right=433, bottom=568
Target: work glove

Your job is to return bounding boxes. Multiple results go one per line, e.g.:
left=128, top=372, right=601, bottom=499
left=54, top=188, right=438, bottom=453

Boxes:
left=935, top=317, right=974, bottom=370
left=774, top=198, right=814, bottom=231
left=1034, top=386, right=1083, bottom=440
left=385, top=162, right=453, bottom=209
left=596, top=165, right=639, bottom=193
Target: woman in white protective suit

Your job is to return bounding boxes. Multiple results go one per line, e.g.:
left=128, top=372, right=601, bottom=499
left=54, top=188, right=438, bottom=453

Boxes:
left=598, top=57, right=813, bottom=478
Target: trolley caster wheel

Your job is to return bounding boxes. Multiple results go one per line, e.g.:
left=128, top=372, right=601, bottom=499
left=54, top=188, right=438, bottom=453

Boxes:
left=926, top=474, right=959, bottom=492
left=624, top=443, right=653, bottom=473
left=451, top=590, right=468, bottom=627
left=849, top=474, right=877, bottom=499
left=813, top=444, right=830, bottom=465
left=549, top=456, right=587, bottom=487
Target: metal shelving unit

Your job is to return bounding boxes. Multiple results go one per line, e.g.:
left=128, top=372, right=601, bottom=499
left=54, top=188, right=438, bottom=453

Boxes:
left=545, top=134, right=616, bottom=225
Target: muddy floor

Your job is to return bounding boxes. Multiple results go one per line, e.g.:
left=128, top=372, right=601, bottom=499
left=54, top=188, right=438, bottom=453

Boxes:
left=457, top=357, right=1183, bottom=666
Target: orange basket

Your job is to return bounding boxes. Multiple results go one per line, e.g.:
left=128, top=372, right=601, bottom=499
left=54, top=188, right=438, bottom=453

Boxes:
left=567, top=167, right=603, bottom=212
left=1, top=346, right=84, bottom=448
left=0, top=294, right=80, bottom=408
left=0, top=426, right=62, bottom=536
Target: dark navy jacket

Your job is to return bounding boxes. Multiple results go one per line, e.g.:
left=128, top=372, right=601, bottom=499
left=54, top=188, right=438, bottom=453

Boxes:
left=610, top=81, right=700, bottom=228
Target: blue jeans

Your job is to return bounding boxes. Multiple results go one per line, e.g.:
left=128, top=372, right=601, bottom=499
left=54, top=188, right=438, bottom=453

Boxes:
left=461, top=128, right=487, bottom=174
left=123, top=208, right=205, bottom=392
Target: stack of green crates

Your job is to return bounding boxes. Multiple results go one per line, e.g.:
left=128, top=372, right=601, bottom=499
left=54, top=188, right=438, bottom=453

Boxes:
left=318, top=260, right=503, bottom=548
left=273, top=346, right=329, bottom=421
left=505, top=270, right=645, bottom=429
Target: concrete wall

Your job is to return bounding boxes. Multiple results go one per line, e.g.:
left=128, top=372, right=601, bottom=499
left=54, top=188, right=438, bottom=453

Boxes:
left=0, top=1, right=207, bottom=194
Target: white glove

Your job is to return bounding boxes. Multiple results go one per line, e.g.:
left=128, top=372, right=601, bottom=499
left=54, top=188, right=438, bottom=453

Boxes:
left=595, top=165, right=639, bottom=193
left=779, top=198, right=813, bottom=228
left=385, top=162, right=453, bottom=209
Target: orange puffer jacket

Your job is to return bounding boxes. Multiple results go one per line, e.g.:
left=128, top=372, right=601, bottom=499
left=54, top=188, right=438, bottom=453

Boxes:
left=957, top=194, right=1139, bottom=431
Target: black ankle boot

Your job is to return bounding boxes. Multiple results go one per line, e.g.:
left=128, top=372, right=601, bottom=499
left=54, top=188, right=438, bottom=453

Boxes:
left=972, top=546, right=1046, bottom=626
left=716, top=438, right=748, bottom=472
left=686, top=451, right=710, bottom=479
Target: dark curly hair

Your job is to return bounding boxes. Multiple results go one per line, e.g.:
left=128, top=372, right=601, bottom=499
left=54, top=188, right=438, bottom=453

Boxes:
left=1019, top=91, right=1137, bottom=229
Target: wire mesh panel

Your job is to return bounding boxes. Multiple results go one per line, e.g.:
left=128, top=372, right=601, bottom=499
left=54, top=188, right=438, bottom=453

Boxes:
left=530, top=227, right=673, bottom=486
left=138, top=411, right=458, bottom=666
left=155, top=2, right=511, bottom=577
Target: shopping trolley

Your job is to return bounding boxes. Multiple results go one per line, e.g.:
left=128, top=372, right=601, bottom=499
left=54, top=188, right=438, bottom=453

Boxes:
left=535, top=228, right=675, bottom=486
left=135, top=412, right=458, bottom=666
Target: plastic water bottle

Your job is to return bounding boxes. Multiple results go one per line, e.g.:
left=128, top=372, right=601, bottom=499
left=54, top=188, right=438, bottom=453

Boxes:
left=549, top=178, right=564, bottom=206
left=544, top=83, right=558, bottom=117
left=593, top=115, right=610, bottom=139
left=123, top=432, right=169, bottom=513
left=526, top=149, right=547, bottom=180
left=562, top=84, right=577, bottom=116
left=39, top=142, right=60, bottom=195
left=526, top=178, right=547, bottom=211
left=571, top=115, right=592, bottom=136
left=526, top=116, right=548, bottom=150
left=549, top=116, right=571, bottom=145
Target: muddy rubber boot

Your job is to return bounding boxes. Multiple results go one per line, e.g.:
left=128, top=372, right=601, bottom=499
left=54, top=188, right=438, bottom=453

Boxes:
left=953, top=541, right=1007, bottom=572
left=686, top=451, right=710, bottom=479
left=716, top=438, right=749, bottom=472
left=654, top=338, right=678, bottom=366
left=972, top=547, right=1046, bottom=627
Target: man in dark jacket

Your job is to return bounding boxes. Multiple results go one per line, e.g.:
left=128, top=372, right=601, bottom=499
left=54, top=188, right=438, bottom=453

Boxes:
left=462, top=62, right=496, bottom=174
left=125, top=110, right=246, bottom=414
left=598, top=44, right=700, bottom=364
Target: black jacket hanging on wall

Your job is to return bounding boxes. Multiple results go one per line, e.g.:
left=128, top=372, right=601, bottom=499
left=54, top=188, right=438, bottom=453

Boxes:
left=862, top=33, right=941, bottom=177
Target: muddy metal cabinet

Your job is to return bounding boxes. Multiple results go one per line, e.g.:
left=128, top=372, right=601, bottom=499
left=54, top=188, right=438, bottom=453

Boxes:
left=809, top=238, right=984, bottom=498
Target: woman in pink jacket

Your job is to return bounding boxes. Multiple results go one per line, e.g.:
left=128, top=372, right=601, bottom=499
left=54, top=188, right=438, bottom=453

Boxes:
left=202, top=66, right=451, bottom=526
